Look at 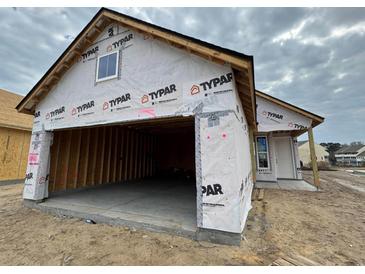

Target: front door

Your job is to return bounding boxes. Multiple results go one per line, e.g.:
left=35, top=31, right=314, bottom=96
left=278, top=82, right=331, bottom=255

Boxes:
left=274, top=137, right=294, bottom=179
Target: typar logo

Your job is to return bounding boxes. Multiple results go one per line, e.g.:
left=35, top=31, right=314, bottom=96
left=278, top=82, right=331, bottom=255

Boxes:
left=288, top=122, right=307, bottom=130
left=263, top=110, right=283, bottom=120
left=141, top=84, right=177, bottom=105
left=104, top=93, right=131, bottom=112
left=193, top=72, right=233, bottom=97
left=34, top=111, right=40, bottom=118
left=202, top=184, right=224, bottom=196
left=111, top=33, right=134, bottom=49
left=46, top=106, right=65, bottom=121
left=71, top=100, right=95, bottom=117
left=141, top=95, right=149, bottom=104
left=81, top=46, right=99, bottom=61
left=200, top=73, right=233, bottom=91
left=190, top=85, right=200, bottom=95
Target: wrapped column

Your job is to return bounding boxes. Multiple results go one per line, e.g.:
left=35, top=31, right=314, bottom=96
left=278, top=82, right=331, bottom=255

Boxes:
left=197, top=111, right=251, bottom=233
left=23, top=130, right=53, bottom=201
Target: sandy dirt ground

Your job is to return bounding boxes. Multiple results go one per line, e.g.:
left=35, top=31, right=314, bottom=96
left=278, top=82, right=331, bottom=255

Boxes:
left=0, top=170, right=364, bottom=266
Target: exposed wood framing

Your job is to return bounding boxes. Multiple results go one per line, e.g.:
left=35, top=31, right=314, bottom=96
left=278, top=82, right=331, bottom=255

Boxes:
left=123, top=129, right=130, bottom=181
left=49, top=131, right=60, bottom=192
left=118, top=128, right=124, bottom=181
left=48, top=118, right=194, bottom=193
left=54, top=130, right=72, bottom=191
left=96, top=127, right=106, bottom=184
left=308, top=127, right=320, bottom=188
left=88, top=127, right=99, bottom=186
left=66, top=129, right=81, bottom=190
left=112, top=127, right=118, bottom=182
left=105, top=127, right=112, bottom=183
left=79, top=128, right=91, bottom=188
left=248, top=126, right=257, bottom=183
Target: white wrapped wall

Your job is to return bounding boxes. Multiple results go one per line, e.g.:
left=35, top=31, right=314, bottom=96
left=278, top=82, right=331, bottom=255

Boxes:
left=24, top=23, right=253, bottom=234
left=196, top=110, right=252, bottom=233
left=23, top=131, right=52, bottom=200
left=257, top=96, right=311, bottom=132
left=33, top=23, right=239, bottom=132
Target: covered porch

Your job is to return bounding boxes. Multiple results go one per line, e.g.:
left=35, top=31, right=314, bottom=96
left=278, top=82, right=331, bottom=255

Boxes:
left=249, top=90, right=325, bottom=190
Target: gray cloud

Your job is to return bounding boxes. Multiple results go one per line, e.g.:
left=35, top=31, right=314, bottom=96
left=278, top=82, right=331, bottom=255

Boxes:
left=0, top=7, right=364, bottom=143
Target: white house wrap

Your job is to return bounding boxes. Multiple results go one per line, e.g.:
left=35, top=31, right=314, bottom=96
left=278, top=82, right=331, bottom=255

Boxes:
left=257, top=95, right=312, bottom=132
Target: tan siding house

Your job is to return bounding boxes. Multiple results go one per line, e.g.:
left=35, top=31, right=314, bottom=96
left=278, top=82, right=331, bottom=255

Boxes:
left=298, top=141, right=329, bottom=167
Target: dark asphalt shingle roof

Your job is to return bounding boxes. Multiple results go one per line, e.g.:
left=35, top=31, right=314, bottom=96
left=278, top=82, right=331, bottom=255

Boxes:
left=335, top=144, right=365, bottom=154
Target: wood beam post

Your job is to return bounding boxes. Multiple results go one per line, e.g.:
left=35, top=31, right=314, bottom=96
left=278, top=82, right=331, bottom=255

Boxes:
left=249, top=126, right=257, bottom=184
left=308, top=127, right=320, bottom=189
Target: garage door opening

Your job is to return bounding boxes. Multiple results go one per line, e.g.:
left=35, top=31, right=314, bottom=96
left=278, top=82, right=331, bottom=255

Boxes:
left=46, top=117, right=197, bottom=234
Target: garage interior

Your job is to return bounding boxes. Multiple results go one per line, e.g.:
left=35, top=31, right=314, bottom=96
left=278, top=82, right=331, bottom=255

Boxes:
left=43, top=117, right=197, bottom=235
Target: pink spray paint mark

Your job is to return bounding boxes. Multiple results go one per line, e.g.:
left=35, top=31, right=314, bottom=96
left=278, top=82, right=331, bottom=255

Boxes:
left=222, top=133, right=227, bottom=139
left=28, top=153, right=39, bottom=165
left=139, top=108, right=156, bottom=117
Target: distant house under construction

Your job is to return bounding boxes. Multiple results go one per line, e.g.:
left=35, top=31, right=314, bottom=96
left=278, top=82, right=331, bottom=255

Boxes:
left=0, top=89, right=33, bottom=181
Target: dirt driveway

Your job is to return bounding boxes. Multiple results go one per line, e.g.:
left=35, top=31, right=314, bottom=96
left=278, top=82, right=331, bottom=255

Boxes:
left=0, top=170, right=364, bottom=265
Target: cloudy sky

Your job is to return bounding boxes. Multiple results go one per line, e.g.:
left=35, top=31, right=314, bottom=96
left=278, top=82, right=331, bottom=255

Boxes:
left=0, top=7, right=364, bottom=143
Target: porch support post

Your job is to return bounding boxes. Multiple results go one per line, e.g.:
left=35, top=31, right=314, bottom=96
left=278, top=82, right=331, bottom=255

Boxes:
left=249, top=126, right=257, bottom=184
left=308, top=126, right=320, bottom=188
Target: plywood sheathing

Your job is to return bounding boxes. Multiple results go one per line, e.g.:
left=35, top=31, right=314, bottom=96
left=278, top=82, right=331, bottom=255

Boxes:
left=0, top=127, right=31, bottom=180
left=0, top=89, right=33, bottom=131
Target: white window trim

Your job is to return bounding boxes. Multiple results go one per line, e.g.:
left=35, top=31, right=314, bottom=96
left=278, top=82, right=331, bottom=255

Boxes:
left=256, top=136, right=270, bottom=170
left=96, top=51, right=119, bottom=83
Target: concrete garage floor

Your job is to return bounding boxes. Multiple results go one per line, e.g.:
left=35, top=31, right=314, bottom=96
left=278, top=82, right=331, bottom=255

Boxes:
left=256, top=179, right=317, bottom=191
left=28, top=178, right=197, bottom=238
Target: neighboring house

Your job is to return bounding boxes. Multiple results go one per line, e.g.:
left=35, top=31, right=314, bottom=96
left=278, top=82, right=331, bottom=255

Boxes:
left=0, top=89, right=33, bottom=181
left=255, top=90, right=324, bottom=183
left=298, top=141, right=329, bottom=167
left=335, top=145, right=365, bottom=166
